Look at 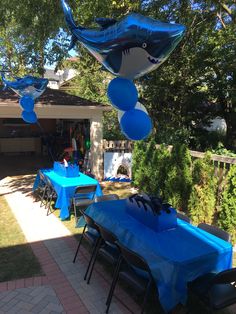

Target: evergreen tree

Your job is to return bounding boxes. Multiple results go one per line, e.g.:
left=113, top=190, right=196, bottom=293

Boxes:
left=189, top=153, right=217, bottom=224
left=218, top=164, right=236, bottom=242
left=163, top=144, right=192, bottom=211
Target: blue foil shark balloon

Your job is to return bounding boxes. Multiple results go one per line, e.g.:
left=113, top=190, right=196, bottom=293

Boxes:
left=61, top=0, right=186, bottom=79
left=1, top=73, right=48, bottom=100
left=1, top=73, right=48, bottom=123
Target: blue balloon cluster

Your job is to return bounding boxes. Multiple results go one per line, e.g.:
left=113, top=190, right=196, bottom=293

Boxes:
left=107, top=78, right=152, bottom=140
left=1, top=73, right=48, bottom=124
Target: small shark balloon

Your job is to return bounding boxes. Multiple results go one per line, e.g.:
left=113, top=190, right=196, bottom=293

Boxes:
left=1, top=73, right=48, bottom=100
left=61, top=0, right=186, bottom=79
left=1, top=73, right=48, bottom=123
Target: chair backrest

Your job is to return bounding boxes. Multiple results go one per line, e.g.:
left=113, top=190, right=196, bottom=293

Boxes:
left=177, top=212, right=191, bottom=223
left=95, top=223, right=118, bottom=245
left=116, top=241, right=151, bottom=274
left=74, top=184, right=97, bottom=198
left=83, top=212, right=98, bottom=230
left=198, top=223, right=231, bottom=242
left=38, top=170, right=46, bottom=182
left=96, top=194, right=119, bottom=202
left=211, top=268, right=236, bottom=285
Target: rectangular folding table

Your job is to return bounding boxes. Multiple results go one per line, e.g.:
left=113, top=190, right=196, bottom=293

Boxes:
left=33, top=168, right=103, bottom=220
left=86, top=199, right=232, bottom=313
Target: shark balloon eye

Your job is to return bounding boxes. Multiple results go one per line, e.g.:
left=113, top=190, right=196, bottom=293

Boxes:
left=142, top=43, right=147, bottom=48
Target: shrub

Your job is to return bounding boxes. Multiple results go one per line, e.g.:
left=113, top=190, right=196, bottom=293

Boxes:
left=188, top=153, right=217, bottom=224
left=163, top=144, right=192, bottom=211
left=218, top=164, right=236, bottom=242
left=132, top=140, right=170, bottom=196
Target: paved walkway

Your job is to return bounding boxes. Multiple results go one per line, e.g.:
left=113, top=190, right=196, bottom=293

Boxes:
left=0, top=175, right=139, bottom=314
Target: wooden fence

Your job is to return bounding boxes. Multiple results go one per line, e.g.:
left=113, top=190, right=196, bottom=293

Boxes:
left=103, top=139, right=236, bottom=165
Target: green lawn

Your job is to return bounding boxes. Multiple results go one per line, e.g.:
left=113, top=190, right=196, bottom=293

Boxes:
left=0, top=196, right=43, bottom=282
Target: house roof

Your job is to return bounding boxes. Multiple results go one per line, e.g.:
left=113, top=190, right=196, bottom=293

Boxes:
left=0, top=87, right=108, bottom=109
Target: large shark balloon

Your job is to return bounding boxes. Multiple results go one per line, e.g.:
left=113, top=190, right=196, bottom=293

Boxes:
left=61, top=0, right=186, bottom=79
left=61, top=0, right=186, bottom=141
left=1, top=73, right=48, bottom=123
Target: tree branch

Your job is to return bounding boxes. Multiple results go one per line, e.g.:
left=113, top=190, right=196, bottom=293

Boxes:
left=217, top=12, right=226, bottom=28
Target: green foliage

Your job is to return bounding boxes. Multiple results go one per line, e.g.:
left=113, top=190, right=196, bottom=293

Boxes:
left=103, top=109, right=126, bottom=140
left=189, top=153, right=217, bottom=224
left=163, top=144, right=192, bottom=210
left=132, top=140, right=170, bottom=196
left=59, top=49, right=110, bottom=103
left=211, top=142, right=236, bottom=157
left=0, top=0, right=67, bottom=75
left=218, top=165, right=236, bottom=242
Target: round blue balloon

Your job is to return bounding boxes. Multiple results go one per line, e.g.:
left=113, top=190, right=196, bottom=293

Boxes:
left=19, top=96, right=34, bottom=112
left=120, top=109, right=152, bottom=140
left=107, top=78, right=138, bottom=111
left=21, top=110, right=37, bottom=124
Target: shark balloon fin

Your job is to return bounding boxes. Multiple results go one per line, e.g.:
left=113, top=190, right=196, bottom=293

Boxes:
left=69, top=34, right=78, bottom=50
left=95, top=18, right=117, bottom=29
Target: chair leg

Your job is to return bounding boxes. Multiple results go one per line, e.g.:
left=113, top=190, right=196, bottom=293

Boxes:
left=46, top=195, right=53, bottom=215
left=84, top=236, right=101, bottom=282
left=40, top=186, right=47, bottom=207
left=141, top=279, right=153, bottom=314
left=73, top=225, right=86, bottom=263
left=106, top=256, right=122, bottom=313
left=73, top=199, right=78, bottom=225
left=87, top=237, right=103, bottom=284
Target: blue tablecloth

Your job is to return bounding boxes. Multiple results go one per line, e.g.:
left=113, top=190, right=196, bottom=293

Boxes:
left=33, top=169, right=103, bottom=220
left=86, top=199, right=232, bottom=313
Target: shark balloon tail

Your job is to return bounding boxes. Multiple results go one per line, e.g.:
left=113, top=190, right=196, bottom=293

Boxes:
left=61, top=0, right=84, bottom=50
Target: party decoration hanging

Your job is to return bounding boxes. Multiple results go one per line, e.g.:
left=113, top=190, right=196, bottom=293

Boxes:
left=107, top=78, right=138, bottom=111
left=61, top=0, right=186, bottom=80
left=1, top=73, right=48, bottom=124
left=120, top=109, right=152, bottom=140
left=118, top=102, right=148, bottom=123
left=61, top=0, right=186, bottom=140
left=21, top=111, right=38, bottom=124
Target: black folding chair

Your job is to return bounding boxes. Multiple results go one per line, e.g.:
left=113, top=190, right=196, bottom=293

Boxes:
left=34, top=170, right=46, bottom=201
left=198, top=223, right=231, bottom=242
left=43, top=176, right=57, bottom=216
left=188, top=268, right=236, bottom=312
left=95, top=194, right=119, bottom=202
left=177, top=212, right=191, bottom=223
left=106, top=241, right=156, bottom=314
left=72, top=184, right=97, bottom=224
left=73, top=212, right=101, bottom=281
left=86, top=223, right=120, bottom=285
left=38, top=171, right=51, bottom=209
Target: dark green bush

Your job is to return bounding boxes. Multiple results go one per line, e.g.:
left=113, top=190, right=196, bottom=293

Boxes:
left=218, top=165, right=236, bottom=242
left=163, top=144, right=192, bottom=211
left=188, top=153, right=217, bottom=224
left=132, top=140, right=170, bottom=196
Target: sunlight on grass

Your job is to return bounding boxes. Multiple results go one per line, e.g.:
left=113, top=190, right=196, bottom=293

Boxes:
left=0, top=196, right=43, bottom=282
